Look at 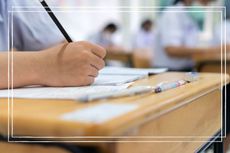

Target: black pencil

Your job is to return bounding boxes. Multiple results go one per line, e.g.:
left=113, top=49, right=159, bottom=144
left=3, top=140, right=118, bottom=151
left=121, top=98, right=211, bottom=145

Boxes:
left=39, top=0, right=73, bottom=42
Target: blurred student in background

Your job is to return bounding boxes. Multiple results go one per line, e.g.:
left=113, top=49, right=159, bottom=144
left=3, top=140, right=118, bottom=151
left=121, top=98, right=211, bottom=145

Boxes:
left=133, top=19, right=155, bottom=50
left=89, top=22, right=129, bottom=67
left=152, top=0, right=222, bottom=71
left=132, top=19, right=155, bottom=68
left=89, top=23, right=125, bottom=52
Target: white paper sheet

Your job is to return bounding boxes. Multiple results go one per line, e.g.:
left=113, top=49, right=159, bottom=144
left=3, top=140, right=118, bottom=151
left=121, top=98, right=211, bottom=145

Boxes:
left=99, top=66, right=168, bottom=76
left=0, top=68, right=153, bottom=100
left=61, top=103, right=138, bottom=124
left=0, top=85, right=129, bottom=100
left=93, top=74, right=145, bottom=85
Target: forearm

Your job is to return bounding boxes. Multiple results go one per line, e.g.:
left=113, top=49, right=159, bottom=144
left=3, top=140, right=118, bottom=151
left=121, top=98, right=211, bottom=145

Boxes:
left=0, top=41, right=106, bottom=89
left=0, top=51, right=45, bottom=89
left=165, top=46, right=220, bottom=58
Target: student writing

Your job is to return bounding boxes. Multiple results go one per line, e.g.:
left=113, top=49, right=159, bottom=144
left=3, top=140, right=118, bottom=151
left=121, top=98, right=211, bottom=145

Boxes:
left=0, top=0, right=106, bottom=89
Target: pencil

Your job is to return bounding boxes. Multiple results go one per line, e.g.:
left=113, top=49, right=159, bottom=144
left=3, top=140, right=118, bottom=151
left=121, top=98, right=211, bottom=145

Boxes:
left=39, top=0, right=73, bottom=42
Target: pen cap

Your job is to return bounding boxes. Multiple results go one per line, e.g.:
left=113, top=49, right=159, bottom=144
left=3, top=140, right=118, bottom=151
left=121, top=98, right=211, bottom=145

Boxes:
left=184, top=72, right=199, bottom=82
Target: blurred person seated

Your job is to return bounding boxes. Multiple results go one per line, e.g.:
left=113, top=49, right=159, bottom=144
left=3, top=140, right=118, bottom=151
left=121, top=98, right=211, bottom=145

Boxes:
left=88, top=23, right=129, bottom=67
left=88, top=23, right=126, bottom=53
left=133, top=19, right=156, bottom=50
left=152, top=0, right=222, bottom=71
left=132, top=19, right=155, bottom=68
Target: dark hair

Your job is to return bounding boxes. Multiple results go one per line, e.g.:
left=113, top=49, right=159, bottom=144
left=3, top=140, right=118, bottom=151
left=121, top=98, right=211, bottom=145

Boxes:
left=141, top=19, right=153, bottom=28
left=173, top=0, right=184, bottom=5
left=104, top=23, right=118, bottom=31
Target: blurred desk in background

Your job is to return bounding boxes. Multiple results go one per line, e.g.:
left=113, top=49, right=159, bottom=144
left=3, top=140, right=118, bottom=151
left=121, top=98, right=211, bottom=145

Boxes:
left=193, top=52, right=230, bottom=74
left=105, top=50, right=133, bottom=67
left=105, top=49, right=152, bottom=68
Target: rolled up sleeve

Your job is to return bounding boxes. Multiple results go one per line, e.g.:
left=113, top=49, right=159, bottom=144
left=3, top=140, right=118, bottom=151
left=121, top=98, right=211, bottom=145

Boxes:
left=12, top=0, right=64, bottom=51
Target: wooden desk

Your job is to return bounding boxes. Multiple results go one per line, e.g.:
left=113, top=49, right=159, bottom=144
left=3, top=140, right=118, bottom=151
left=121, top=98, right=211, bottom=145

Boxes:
left=105, top=51, right=133, bottom=66
left=0, top=73, right=228, bottom=153
left=105, top=49, right=152, bottom=68
left=0, top=142, right=71, bottom=153
left=132, top=49, right=152, bottom=68
left=192, top=52, right=230, bottom=74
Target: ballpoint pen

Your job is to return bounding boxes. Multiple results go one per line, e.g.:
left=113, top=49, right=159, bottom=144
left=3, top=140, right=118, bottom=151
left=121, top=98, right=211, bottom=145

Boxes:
left=155, top=72, right=199, bottom=93
left=78, top=72, right=199, bottom=102
left=78, top=86, right=154, bottom=102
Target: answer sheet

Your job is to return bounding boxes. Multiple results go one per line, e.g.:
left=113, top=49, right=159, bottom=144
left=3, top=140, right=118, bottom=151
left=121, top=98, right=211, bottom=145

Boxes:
left=0, top=85, right=129, bottom=100
left=0, top=67, right=167, bottom=100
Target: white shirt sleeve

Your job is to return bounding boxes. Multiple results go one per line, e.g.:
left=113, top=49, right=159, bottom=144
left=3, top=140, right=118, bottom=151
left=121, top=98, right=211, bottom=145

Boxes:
left=12, top=0, right=64, bottom=51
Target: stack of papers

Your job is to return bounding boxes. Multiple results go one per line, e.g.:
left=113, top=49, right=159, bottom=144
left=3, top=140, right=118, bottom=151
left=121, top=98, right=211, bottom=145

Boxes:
left=0, top=67, right=167, bottom=100
left=0, top=85, right=130, bottom=100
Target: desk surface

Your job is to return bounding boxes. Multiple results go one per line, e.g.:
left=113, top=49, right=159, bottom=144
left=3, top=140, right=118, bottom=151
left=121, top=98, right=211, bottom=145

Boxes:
left=0, top=72, right=228, bottom=139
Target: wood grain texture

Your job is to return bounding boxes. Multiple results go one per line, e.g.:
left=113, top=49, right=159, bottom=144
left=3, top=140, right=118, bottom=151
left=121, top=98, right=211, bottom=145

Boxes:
left=111, top=90, right=221, bottom=153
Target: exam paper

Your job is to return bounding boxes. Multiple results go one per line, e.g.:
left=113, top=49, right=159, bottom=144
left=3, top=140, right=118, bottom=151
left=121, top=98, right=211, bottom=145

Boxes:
left=99, top=66, right=168, bottom=76
left=93, top=74, right=145, bottom=85
left=62, top=103, right=138, bottom=124
left=0, top=85, right=129, bottom=100
left=0, top=73, right=144, bottom=100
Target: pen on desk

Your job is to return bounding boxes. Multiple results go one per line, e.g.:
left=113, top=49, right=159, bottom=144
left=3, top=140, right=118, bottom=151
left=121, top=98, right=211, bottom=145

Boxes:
left=154, top=80, right=186, bottom=93
left=78, top=72, right=199, bottom=102
left=78, top=86, right=154, bottom=102
left=39, top=0, right=73, bottom=42
left=154, top=72, right=199, bottom=93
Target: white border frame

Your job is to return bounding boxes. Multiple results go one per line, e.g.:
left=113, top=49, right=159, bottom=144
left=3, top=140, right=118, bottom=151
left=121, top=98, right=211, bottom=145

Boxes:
left=7, top=6, right=227, bottom=143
